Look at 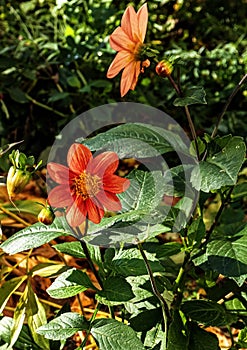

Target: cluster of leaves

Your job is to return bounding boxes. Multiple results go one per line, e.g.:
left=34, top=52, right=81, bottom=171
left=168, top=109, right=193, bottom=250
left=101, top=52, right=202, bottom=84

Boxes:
left=1, top=117, right=247, bottom=349
left=0, top=0, right=246, bottom=158
left=0, top=0, right=247, bottom=349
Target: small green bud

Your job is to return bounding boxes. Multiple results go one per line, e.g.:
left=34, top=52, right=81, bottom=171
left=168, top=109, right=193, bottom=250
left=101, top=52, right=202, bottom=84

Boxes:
left=7, top=166, right=31, bottom=199
left=38, top=205, right=55, bottom=225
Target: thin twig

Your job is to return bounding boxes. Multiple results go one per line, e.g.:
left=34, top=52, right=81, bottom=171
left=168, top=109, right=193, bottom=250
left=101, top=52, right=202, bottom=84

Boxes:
left=78, top=305, right=100, bottom=349
left=0, top=204, right=30, bottom=227
left=211, top=73, right=247, bottom=138
left=167, top=74, right=200, bottom=159
left=75, top=224, right=104, bottom=290
left=204, top=187, right=234, bottom=243
left=25, top=94, right=67, bottom=118
left=138, top=241, right=171, bottom=349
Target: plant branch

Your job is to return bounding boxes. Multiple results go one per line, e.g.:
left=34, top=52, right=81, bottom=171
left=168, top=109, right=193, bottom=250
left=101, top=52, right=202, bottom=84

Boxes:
left=25, top=94, right=67, bottom=118
left=0, top=204, right=30, bottom=227
left=138, top=241, right=171, bottom=348
left=167, top=74, right=200, bottom=159
left=211, top=73, right=247, bottom=138
left=75, top=224, right=104, bottom=290
left=78, top=304, right=100, bottom=349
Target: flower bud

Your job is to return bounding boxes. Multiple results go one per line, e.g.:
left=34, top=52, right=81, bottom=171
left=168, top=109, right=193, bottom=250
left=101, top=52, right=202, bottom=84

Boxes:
left=38, top=205, right=55, bottom=225
left=7, top=166, right=31, bottom=199
left=155, top=60, right=173, bottom=77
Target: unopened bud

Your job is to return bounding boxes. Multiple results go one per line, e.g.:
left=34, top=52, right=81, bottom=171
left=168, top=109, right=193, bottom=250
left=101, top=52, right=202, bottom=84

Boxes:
left=155, top=60, right=173, bottom=77
left=38, top=205, right=55, bottom=225
left=7, top=166, right=31, bottom=199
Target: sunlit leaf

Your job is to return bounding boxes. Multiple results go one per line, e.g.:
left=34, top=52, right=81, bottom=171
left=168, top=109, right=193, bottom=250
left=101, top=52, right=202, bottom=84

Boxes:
left=91, top=318, right=145, bottom=350
left=0, top=217, right=72, bottom=254
left=37, top=312, right=88, bottom=340
left=47, top=268, right=98, bottom=299
left=96, top=277, right=134, bottom=305
left=0, top=276, right=27, bottom=314
left=26, top=284, right=50, bottom=349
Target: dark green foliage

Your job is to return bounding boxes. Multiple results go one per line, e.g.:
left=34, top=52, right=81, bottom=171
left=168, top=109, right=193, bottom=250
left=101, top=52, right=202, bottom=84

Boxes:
left=0, top=0, right=246, bottom=157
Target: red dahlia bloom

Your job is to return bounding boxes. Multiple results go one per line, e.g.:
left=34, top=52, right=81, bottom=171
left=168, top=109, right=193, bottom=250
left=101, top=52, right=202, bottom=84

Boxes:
left=47, top=143, right=130, bottom=227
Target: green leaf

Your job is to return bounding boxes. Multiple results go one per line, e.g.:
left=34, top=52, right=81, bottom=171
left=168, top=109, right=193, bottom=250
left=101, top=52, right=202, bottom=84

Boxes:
left=225, top=297, right=247, bottom=314
left=53, top=241, right=103, bottom=270
left=231, top=182, right=247, bottom=200
left=156, top=242, right=183, bottom=259
left=37, top=312, right=88, bottom=340
left=0, top=276, right=27, bottom=314
left=0, top=316, right=41, bottom=350
left=119, top=169, right=166, bottom=213
left=91, top=318, right=145, bottom=350
left=203, top=234, right=247, bottom=286
left=188, top=322, right=220, bottom=350
left=129, top=307, right=162, bottom=332
left=167, top=310, right=189, bottom=350
left=181, top=300, right=230, bottom=326
left=47, top=268, right=98, bottom=299
left=107, top=248, right=163, bottom=277
left=26, top=285, right=50, bottom=349
left=126, top=275, right=154, bottom=302
left=9, top=287, right=28, bottom=348
left=7, top=87, right=28, bottom=103
left=237, top=327, right=247, bottom=348
left=48, top=92, right=70, bottom=103
left=67, top=75, right=81, bottom=88
left=0, top=200, right=43, bottom=219
left=0, top=217, right=72, bottom=255
left=78, top=122, right=190, bottom=158
left=96, top=277, right=134, bottom=305
left=187, top=217, right=206, bottom=248
left=86, top=211, right=169, bottom=246
left=173, top=86, right=207, bottom=106
left=31, top=263, right=68, bottom=278
left=191, top=136, right=246, bottom=192
left=53, top=241, right=86, bottom=258
left=85, top=169, right=172, bottom=245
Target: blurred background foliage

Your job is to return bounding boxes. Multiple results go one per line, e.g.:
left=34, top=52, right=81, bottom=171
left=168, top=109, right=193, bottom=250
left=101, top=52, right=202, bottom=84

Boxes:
left=0, top=0, right=246, bottom=163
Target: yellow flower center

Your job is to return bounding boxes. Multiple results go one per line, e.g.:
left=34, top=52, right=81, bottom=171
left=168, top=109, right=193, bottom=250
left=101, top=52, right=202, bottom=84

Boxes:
left=73, top=171, right=101, bottom=200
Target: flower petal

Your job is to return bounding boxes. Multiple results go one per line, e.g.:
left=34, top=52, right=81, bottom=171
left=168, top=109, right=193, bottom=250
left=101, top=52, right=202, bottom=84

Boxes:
left=109, top=27, right=136, bottom=52
left=96, top=190, right=122, bottom=211
left=66, top=196, right=87, bottom=227
left=130, top=61, right=141, bottom=91
left=103, top=175, right=130, bottom=193
left=120, top=61, right=139, bottom=97
left=87, top=152, right=119, bottom=177
left=67, top=143, right=92, bottom=174
left=85, top=198, right=104, bottom=224
left=47, top=163, right=70, bottom=184
left=48, top=185, right=73, bottom=208
left=137, top=3, right=148, bottom=42
left=121, top=6, right=140, bottom=42
left=107, top=51, right=134, bottom=79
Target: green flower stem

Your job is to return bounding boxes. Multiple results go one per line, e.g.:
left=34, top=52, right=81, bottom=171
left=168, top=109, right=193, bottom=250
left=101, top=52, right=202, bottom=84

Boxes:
left=75, top=225, right=104, bottom=291
left=203, top=187, right=234, bottom=244
left=211, top=73, right=247, bottom=138
left=138, top=242, right=171, bottom=348
left=25, top=94, right=67, bottom=118
left=167, top=74, right=200, bottom=160
left=76, top=224, right=116, bottom=321
left=77, top=304, right=100, bottom=349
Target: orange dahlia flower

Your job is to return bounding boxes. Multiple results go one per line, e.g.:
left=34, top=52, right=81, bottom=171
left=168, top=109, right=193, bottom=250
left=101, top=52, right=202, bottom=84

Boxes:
left=107, top=3, right=150, bottom=97
left=47, top=143, right=130, bottom=227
